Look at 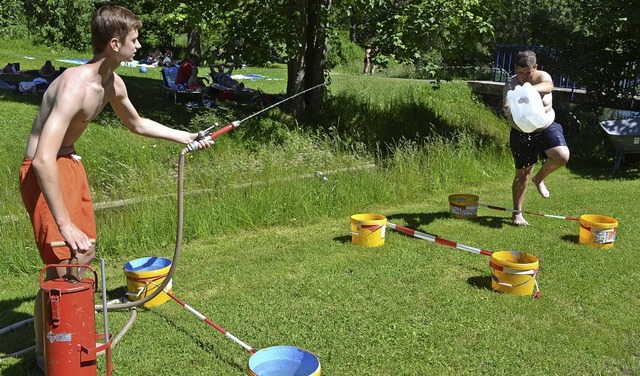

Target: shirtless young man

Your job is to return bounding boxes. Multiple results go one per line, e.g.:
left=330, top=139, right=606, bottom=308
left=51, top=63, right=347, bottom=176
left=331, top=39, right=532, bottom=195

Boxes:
left=503, top=50, right=570, bottom=226
left=19, top=5, right=211, bottom=369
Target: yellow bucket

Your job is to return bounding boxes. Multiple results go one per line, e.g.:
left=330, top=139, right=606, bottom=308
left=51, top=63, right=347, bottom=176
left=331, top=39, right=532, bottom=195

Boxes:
left=448, top=194, right=479, bottom=219
left=350, top=214, right=386, bottom=247
left=124, top=257, right=173, bottom=307
left=579, top=214, right=618, bottom=249
left=489, top=251, right=539, bottom=296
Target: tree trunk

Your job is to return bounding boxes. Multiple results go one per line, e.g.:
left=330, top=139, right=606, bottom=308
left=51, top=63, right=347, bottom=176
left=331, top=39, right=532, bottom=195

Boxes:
left=286, top=0, right=330, bottom=116
left=305, top=0, right=330, bottom=114
left=286, top=0, right=308, bottom=115
left=187, top=29, right=201, bottom=57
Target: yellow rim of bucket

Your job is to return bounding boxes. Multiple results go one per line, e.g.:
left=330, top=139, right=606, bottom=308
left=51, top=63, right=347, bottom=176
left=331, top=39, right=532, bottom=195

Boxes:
left=448, top=194, right=479, bottom=207
left=350, top=213, right=386, bottom=223
left=490, top=250, right=538, bottom=271
left=579, top=214, right=618, bottom=229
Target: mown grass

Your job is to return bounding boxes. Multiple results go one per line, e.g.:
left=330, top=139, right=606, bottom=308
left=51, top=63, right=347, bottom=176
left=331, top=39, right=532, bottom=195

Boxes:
left=1, top=39, right=639, bottom=375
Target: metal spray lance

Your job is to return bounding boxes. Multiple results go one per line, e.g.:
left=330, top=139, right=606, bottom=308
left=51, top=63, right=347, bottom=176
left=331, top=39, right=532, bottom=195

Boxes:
left=182, top=82, right=328, bottom=154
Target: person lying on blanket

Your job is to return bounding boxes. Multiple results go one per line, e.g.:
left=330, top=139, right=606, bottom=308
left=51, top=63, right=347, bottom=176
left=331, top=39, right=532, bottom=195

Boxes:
left=211, top=64, right=244, bottom=90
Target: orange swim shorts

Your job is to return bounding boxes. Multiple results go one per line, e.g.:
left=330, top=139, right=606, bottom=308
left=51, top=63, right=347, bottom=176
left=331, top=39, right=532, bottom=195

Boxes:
left=19, top=154, right=96, bottom=264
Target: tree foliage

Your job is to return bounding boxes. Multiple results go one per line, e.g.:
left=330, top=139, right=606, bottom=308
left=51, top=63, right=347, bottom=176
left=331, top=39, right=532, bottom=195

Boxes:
left=0, top=0, right=29, bottom=38
left=349, top=0, right=494, bottom=69
left=23, top=0, right=94, bottom=51
left=566, top=0, right=640, bottom=106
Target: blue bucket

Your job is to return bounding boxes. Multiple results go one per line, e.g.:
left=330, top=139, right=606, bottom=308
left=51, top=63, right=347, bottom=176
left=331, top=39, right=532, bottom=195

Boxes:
left=247, top=346, right=320, bottom=376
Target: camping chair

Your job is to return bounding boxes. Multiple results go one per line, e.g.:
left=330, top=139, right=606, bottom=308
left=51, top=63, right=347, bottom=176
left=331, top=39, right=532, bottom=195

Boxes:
left=160, top=66, right=204, bottom=104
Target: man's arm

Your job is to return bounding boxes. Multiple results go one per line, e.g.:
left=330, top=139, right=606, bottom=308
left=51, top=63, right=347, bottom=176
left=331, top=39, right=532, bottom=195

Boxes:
left=532, top=70, right=554, bottom=95
left=109, top=74, right=211, bottom=146
left=31, top=80, right=93, bottom=251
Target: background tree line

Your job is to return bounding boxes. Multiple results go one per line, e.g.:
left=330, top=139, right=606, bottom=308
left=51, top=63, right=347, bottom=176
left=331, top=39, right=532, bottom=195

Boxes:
left=1, top=0, right=638, bottom=115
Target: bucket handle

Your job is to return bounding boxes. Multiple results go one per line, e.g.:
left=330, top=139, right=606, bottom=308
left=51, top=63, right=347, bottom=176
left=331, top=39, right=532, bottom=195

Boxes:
left=125, top=275, right=172, bottom=297
left=125, top=285, right=146, bottom=298
left=351, top=224, right=384, bottom=237
left=491, top=271, right=541, bottom=299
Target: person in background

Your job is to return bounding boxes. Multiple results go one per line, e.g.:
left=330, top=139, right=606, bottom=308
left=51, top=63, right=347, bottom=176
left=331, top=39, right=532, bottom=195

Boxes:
left=2, top=62, right=17, bottom=75
left=19, top=5, right=212, bottom=371
left=211, top=63, right=244, bottom=90
left=187, top=66, right=208, bottom=90
left=176, top=54, right=198, bottom=86
left=38, top=60, right=56, bottom=79
left=152, top=48, right=163, bottom=64
left=363, top=46, right=373, bottom=75
left=502, top=50, right=570, bottom=226
left=162, top=48, right=174, bottom=66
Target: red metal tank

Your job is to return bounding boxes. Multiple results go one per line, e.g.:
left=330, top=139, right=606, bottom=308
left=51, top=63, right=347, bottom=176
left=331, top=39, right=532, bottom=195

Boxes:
left=40, top=264, right=99, bottom=376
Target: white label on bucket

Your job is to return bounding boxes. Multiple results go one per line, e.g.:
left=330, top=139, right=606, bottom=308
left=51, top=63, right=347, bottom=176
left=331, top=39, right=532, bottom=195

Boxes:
left=592, top=228, right=616, bottom=244
left=381, top=226, right=386, bottom=238
left=452, top=205, right=478, bottom=216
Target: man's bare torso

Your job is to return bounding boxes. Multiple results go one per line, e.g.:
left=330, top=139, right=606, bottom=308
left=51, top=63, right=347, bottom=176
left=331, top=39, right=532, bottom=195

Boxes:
left=25, top=63, right=118, bottom=158
left=504, top=69, right=555, bottom=129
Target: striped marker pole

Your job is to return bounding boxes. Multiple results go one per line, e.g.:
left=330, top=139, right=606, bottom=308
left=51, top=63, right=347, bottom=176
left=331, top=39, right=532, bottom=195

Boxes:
left=386, top=222, right=493, bottom=256
left=478, top=203, right=579, bottom=221
left=165, top=291, right=256, bottom=354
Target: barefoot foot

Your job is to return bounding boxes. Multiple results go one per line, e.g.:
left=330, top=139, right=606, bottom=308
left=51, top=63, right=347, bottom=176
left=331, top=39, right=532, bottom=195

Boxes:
left=513, top=213, right=529, bottom=226
left=533, top=176, right=550, bottom=198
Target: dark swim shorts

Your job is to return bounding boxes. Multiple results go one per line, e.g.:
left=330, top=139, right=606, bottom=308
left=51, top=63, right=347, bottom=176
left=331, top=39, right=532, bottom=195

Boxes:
left=509, top=122, right=567, bottom=169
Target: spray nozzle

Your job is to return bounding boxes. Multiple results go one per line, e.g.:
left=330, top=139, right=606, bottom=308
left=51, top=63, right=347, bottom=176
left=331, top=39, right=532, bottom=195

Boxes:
left=182, top=125, right=219, bottom=154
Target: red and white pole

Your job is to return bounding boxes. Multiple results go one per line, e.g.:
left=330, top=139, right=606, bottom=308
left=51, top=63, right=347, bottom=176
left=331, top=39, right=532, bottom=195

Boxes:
left=165, top=291, right=256, bottom=354
left=477, top=203, right=579, bottom=221
left=386, top=222, right=494, bottom=256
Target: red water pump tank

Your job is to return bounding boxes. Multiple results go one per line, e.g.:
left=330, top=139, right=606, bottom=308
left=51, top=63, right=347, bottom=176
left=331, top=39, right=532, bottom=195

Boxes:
left=40, top=264, right=111, bottom=376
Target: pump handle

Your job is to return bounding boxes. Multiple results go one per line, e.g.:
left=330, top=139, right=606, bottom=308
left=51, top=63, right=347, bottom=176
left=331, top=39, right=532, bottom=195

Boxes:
left=50, top=239, right=96, bottom=248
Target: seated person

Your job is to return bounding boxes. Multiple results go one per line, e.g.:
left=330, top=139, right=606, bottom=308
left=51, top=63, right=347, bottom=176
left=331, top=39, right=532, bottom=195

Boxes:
left=139, top=53, right=156, bottom=65
left=176, top=54, right=198, bottom=86
left=211, top=64, right=244, bottom=90
left=39, top=60, right=56, bottom=78
left=152, top=48, right=163, bottom=64
left=187, top=66, right=208, bottom=90
left=162, top=49, right=174, bottom=66
left=2, top=63, right=17, bottom=75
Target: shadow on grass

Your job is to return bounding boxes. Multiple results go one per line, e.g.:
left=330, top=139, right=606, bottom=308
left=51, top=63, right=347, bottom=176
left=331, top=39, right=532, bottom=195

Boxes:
left=471, top=215, right=512, bottom=229
left=561, top=234, right=580, bottom=245
left=332, top=235, right=351, bottom=244
left=386, top=211, right=449, bottom=229
left=564, top=157, right=640, bottom=181
left=0, top=74, right=202, bottom=133
left=466, top=275, right=492, bottom=291
left=387, top=211, right=511, bottom=230
left=0, top=295, right=37, bottom=375
left=313, top=90, right=506, bottom=160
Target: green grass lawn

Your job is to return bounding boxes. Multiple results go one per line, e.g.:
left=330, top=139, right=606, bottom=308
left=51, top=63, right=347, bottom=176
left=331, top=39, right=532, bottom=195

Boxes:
left=1, top=39, right=639, bottom=375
